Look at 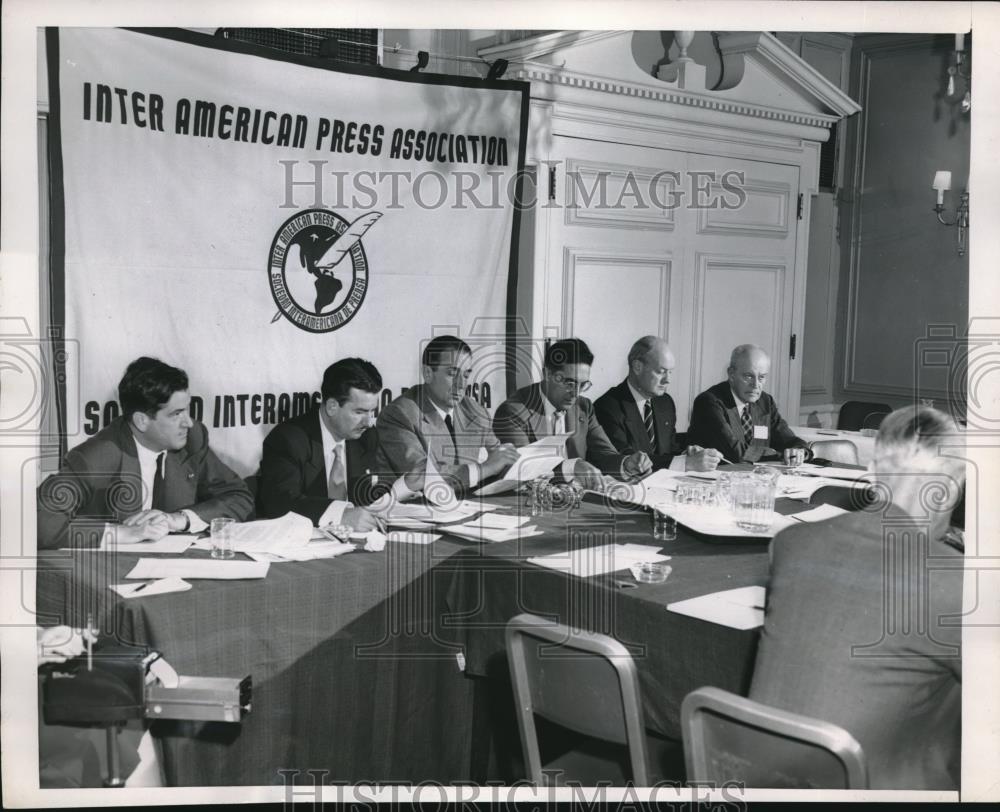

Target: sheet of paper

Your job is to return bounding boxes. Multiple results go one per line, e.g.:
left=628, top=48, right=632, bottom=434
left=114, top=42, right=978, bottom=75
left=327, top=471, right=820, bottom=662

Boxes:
left=102, top=536, right=194, bottom=554
left=788, top=503, right=848, bottom=523
left=476, top=453, right=563, bottom=496
left=527, top=544, right=671, bottom=578
left=387, top=531, right=442, bottom=545
left=793, top=464, right=871, bottom=482
left=245, top=541, right=356, bottom=562
left=667, top=585, right=767, bottom=630
left=458, top=513, right=530, bottom=531
left=518, top=433, right=572, bottom=456
left=124, top=558, right=271, bottom=580
left=653, top=503, right=795, bottom=538
left=110, top=576, right=193, bottom=598
left=442, top=524, right=543, bottom=543
left=228, top=512, right=314, bottom=553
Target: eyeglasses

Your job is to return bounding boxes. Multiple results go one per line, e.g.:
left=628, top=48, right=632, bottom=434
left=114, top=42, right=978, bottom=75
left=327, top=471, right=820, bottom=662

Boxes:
left=738, top=373, right=768, bottom=385
left=552, top=372, right=592, bottom=392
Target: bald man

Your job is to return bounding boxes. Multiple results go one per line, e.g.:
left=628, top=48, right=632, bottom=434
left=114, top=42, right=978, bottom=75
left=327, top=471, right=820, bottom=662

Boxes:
left=594, top=336, right=722, bottom=472
left=688, top=344, right=809, bottom=464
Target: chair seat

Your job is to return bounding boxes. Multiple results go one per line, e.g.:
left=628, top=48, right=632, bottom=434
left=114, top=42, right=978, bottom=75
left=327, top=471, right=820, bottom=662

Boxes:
left=537, top=726, right=685, bottom=786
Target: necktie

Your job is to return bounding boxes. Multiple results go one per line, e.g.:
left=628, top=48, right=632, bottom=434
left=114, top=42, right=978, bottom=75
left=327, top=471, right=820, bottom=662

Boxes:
left=444, top=414, right=458, bottom=463
left=328, top=444, right=347, bottom=500
left=741, top=405, right=754, bottom=451
left=151, top=451, right=167, bottom=510
left=643, top=401, right=656, bottom=449
left=551, top=410, right=565, bottom=436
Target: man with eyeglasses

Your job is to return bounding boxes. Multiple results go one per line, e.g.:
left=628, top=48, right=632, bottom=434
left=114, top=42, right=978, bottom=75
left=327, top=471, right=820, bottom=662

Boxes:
left=595, top=336, right=722, bottom=472
left=493, top=338, right=651, bottom=489
left=688, top=344, right=809, bottom=464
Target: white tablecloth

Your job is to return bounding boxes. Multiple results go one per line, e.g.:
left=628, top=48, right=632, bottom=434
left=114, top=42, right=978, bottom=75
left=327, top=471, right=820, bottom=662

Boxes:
left=794, top=426, right=876, bottom=466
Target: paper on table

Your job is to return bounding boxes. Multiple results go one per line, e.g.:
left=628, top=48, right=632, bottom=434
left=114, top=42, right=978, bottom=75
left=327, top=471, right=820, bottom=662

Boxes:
left=124, top=558, right=270, bottom=580
left=102, top=535, right=194, bottom=554
left=245, top=540, right=355, bottom=562
left=387, top=531, right=442, bottom=545
left=110, top=576, right=192, bottom=598
left=228, top=512, right=313, bottom=553
left=458, top=513, right=530, bottom=531
left=518, top=433, right=572, bottom=457
left=793, top=464, right=872, bottom=482
left=441, top=524, right=543, bottom=543
left=788, top=503, right=848, bottom=523
left=148, top=656, right=180, bottom=688
left=527, top=544, right=670, bottom=578
left=653, top=503, right=795, bottom=538
left=667, top=585, right=766, bottom=630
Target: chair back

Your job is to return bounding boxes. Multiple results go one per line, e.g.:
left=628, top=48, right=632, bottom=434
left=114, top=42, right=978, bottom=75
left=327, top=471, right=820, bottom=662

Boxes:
left=808, top=439, right=859, bottom=466
left=836, top=401, right=890, bottom=432
left=682, top=687, right=867, bottom=789
left=505, top=613, right=650, bottom=785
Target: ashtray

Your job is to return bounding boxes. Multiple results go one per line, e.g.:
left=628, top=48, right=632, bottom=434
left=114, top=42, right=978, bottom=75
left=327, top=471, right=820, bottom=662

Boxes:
left=631, top=562, right=672, bottom=584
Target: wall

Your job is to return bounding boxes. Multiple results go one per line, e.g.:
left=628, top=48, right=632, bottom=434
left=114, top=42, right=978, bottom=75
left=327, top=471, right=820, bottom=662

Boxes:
left=835, top=34, right=970, bottom=414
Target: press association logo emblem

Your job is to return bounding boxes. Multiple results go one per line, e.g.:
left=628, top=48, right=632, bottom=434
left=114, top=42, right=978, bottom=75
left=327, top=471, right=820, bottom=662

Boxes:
left=268, top=208, right=381, bottom=332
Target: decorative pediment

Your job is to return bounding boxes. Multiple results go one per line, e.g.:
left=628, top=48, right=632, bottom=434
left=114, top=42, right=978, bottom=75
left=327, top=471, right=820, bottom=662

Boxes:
left=480, top=30, right=860, bottom=128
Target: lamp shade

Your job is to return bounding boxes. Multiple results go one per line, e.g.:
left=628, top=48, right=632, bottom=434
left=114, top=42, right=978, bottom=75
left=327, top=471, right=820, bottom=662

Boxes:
left=932, top=171, right=952, bottom=192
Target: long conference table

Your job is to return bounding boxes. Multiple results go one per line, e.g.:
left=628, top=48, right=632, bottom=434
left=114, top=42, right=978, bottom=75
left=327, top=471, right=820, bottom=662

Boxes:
left=37, top=481, right=823, bottom=786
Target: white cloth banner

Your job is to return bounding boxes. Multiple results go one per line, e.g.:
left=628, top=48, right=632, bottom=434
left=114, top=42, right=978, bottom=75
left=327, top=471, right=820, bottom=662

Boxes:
left=52, top=28, right=527, bottom=475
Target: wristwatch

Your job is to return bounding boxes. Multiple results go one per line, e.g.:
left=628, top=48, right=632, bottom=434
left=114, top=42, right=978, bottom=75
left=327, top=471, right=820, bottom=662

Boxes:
left=178, top=511, right=191, bottom=532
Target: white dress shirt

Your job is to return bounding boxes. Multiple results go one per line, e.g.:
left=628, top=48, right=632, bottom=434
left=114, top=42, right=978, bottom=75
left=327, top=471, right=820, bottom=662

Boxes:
left=538, top=390, right=580, bottom=481
left=429, top=402, right=482, bottom=488
left=133, top=439, right=206, bottom=531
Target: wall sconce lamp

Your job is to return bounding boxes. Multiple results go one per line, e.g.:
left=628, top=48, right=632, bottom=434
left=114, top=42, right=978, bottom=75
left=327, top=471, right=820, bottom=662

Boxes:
left=932, top=170, right=970, bottom=257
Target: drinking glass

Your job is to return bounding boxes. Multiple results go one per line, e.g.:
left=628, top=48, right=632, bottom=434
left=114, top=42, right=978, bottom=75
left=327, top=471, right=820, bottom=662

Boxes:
left=210, top=517, right=235, bottom=559
left=731, top=473, right=776, bottom=532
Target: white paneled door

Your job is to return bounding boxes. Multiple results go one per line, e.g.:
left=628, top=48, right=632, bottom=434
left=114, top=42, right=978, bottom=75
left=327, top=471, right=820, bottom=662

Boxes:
left=540, top=135, right=802, bottom=427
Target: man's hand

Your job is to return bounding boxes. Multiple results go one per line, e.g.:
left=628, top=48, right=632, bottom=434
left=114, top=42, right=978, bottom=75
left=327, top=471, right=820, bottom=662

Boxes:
left=342, top=507, right=385, bottom=533
left=570, top=459, right=606, bottom=492
left=623, top=451, right=653, bottom=479
left=115, top=514, right=171, bottom=542
left=122, top=509, right=187, bottom=532
left=685, top=445, right=723, bottom=472
left=783, top=447, right=807, bottom=467
left=37, top=625, right=97, bottom=664
left=481, top=444, right=521, bottom=479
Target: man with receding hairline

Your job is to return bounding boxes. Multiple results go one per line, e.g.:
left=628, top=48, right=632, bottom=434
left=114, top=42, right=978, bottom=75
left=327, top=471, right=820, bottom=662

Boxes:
left=688, top=344, right=809, bottom=464
left=750, top=406, right=965, bottom=789
left=595, top=335, right=722, bottom=472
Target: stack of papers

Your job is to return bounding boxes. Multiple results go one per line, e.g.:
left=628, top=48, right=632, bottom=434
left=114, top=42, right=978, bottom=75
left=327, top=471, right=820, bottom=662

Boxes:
left=100, top=532, right=196, bottom=554
left=792, top=463, right=871, bottom=482
left=441, top=521, right=543, bottom=543
left=228, top=513, right=314, bottom=554
left=246, top=541, right=356, bottom=563
left=386, top=531, right=442, bottom=545
left=527, top=543, right=670, bottom=578
left=667, top=585, right=766, bottom=629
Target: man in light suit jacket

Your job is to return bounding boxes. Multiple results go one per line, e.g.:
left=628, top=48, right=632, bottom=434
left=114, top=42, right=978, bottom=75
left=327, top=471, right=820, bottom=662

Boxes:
left=37, top=357, right=253, bottom=549
left=375, top=335, right=519, bottom=493
left=493, top=338, right=651, bottom=489
left=257, top=358, right=399, bottom=530
left=751, top=406, right=964, bottom=789
left=688, top=344, right=809, bottom=464
left=594, top=336, right=722, bottom=472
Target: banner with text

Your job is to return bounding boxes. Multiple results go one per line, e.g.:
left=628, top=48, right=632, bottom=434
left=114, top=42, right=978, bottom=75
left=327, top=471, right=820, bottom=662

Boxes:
left=51, top=27, right=528, bottom=474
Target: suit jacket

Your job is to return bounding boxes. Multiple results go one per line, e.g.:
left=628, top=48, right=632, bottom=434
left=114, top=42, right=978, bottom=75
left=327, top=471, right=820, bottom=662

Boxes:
left=492, top=383, right=624, bottom=474
left=593, top=380, right=684, bottom=469
left=257, top=409, right=386, bottom=523
left=37, top=418, right=253, bottom=549
left=687, top=381, right=807, bottom=463
left=750, top=510, right=962, bottom=790
left=375, top=384, right=500, bottom=490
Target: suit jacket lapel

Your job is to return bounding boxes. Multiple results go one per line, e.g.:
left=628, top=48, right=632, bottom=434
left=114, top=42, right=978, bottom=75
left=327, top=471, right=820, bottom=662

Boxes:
left=650, top=395, right=673, bottom=455
left=113, top=421, right=145, bottom=517
left=306, top=411, right=329, bottom=498
left=416, top=385, right=456, bottom=464
left=620, top=386, right=651, bottom=454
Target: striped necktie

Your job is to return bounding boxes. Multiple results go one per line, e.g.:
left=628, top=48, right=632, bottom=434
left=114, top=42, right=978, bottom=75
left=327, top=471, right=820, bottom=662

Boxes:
left=643, top=400, right=656, bottom=449
left=741, top=404, right=754, bottom=450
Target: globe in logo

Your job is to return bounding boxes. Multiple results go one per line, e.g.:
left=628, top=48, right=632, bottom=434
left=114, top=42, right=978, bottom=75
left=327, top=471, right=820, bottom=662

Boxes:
left=268, top=208, right=381, bottom=333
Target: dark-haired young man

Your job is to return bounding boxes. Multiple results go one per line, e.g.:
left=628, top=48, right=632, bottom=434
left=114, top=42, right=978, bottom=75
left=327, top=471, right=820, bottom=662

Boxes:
left=37, top=357, right=253, bottom=549
left=493, top=338, right=651, bottom=489
left=257, top=357, right=398, bottom=530
left=376, top=336, right=519, bottom=492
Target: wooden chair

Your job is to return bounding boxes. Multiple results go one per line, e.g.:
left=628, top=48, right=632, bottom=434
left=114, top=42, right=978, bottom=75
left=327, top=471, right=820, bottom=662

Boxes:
left=808, top=439, right=859, bottom=466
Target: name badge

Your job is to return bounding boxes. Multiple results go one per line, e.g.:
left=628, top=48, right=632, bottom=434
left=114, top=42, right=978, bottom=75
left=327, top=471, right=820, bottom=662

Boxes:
left=753, top=424, right=769, bottom=440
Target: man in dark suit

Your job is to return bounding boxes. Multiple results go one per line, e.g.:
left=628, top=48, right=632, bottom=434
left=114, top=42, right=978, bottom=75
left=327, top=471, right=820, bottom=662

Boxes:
left=257, top=358, right=398, bottom=530
left=751, top=406, right=964, bottom=789
left=688, top=344, right=809, bottom=464
left=37, top=357, right=253, bottom=549
left=493, top=338, right=651, bottom=490
left=594, top=336, right=722, bottom=472
left=376, top=336, right=520, bottom=493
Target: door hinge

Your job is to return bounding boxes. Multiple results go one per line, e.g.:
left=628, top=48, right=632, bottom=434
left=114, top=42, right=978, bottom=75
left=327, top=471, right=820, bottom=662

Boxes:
left=548, top=166, right=557, bottom=202
left=797, top=193, right=804, bottom=220
left=789, top=333, right=797, bottom=360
